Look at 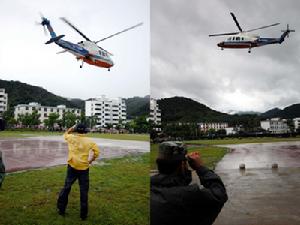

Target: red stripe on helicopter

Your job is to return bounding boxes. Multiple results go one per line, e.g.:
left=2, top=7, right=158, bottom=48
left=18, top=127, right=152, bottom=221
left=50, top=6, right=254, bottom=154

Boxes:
left=218, top=42, right=259, bottom=49
left=78, top=57, right=112, bottom=68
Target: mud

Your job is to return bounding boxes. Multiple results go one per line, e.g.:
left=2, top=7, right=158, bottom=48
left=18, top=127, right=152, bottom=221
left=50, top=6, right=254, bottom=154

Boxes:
left=0, top=136, right=149, bottom=172
left=212, top=141, right=300, bottom=225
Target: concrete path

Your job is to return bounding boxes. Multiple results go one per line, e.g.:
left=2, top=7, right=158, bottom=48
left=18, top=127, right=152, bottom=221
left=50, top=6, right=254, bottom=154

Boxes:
left=0, top=136, right=149, bottom=172
left=213, top=141, right=300, bottom=225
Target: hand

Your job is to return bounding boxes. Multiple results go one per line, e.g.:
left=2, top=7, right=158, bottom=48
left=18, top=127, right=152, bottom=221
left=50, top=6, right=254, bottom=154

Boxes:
left=88, top=158, right=94, bottom=164
left=187, top=152, right=204, bottom=170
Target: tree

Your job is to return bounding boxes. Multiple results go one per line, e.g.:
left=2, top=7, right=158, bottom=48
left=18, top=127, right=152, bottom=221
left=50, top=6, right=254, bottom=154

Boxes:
left=44, top=113, right=59, bottom=130
left=85, top=115, right=98, bottom=129
left=62, top=112, right=78, bottom=128
left=287, top=119, right=295, bottom=133
left=2, top=109, right=15, bottom=128
left=133, top=116, right=149, bottom=133
left=18, top=110, right=41, bottom=128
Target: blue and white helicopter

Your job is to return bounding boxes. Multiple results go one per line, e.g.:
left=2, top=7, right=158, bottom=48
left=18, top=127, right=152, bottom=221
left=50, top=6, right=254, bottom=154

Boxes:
left=209, top=12, right=295, bottom=53
left=38, top=15, right=142, bottom=70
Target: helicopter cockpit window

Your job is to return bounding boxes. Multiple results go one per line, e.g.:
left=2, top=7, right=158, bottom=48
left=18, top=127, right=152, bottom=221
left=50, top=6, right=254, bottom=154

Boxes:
left=228, top=37, right=232, bottom=41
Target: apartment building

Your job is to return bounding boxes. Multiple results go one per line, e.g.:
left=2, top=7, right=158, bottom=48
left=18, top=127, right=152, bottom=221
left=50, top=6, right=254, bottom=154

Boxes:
left=198, top=122, right=228, bottom=132
left=294, top=118, right=300, bottom=131
left=85, top=95, right=126, bottom=127
left=14, top=102, right=81, bottom=125
left=0, top=89, right=8, bottom=118
left=260, top=118, right=289, bottom=134
left=150, top=98, right=161, bottom=125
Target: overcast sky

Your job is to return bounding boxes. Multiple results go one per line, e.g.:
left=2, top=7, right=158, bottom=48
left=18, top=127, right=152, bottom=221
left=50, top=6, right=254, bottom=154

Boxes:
left=151, top=0, right=300, bottom=113
left=0, top=0, right=149, bottom=100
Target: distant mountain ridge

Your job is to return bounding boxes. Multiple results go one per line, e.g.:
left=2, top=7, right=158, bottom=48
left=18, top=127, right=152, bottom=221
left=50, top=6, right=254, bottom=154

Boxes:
left=158, top=96, right=300, bottom=123
left=158, top=97, right=228, bottom=122
left=261, top=104, right=300, bottom=119
left=125, top=95, right=150, bottom=119
left=0, top=79, right=149, bottom=118
left=0, top=79, right=83, bottom=109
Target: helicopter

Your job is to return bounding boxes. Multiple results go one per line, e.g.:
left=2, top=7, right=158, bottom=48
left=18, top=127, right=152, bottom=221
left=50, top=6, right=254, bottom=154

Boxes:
left=209, top=12, right=295, bottom=53
left=38, top=15, right=143, bottom=70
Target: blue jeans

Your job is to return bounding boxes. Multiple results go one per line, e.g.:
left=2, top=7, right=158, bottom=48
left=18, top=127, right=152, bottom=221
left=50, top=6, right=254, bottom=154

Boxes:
left=57, top=165, right=89, bottom=217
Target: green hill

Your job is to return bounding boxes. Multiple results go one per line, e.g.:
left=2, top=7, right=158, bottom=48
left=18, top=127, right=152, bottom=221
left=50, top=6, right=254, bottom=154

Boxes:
left=0, top=79, right=83, bottom=109
left=261, top=104, right=300, bottom=119
left=125, top=95, right=150, bottom=119
left=157, top=96, right=228, bottom=123
left=0, top=79, right=149, bottom=118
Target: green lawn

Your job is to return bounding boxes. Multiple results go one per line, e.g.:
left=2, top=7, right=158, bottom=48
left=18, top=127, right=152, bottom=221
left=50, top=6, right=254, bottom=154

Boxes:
left=0, top=154, right=149, bottom=225
left=0, top=131, right=149, bottom=142
left=150, top=144, right=228, bottom=170
left=185, top=136, right=300, bottom=145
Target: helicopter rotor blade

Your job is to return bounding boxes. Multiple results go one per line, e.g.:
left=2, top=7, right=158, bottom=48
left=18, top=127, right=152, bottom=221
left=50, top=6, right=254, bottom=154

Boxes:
left=230, top=12, right=243, bottom=32
left=60, top=17, right=91, bottom=41
left=245, top=23, right=280, bottom=33
left=95, top=22, right=143, bottom=43
left=209, top=32, right=240, bottom=37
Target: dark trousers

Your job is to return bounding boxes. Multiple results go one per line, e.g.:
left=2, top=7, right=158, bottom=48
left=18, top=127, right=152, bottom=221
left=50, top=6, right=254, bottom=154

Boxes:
left=57, top=165, right=89, bottom=217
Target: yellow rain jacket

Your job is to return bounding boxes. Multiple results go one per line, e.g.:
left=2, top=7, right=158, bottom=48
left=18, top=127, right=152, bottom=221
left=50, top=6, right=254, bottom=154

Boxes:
left=64, top=132, right=100, bottom=170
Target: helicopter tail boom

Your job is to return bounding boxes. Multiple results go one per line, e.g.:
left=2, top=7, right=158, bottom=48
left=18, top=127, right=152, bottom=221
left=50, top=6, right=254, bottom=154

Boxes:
left=279, top=24, right=295, bottom=43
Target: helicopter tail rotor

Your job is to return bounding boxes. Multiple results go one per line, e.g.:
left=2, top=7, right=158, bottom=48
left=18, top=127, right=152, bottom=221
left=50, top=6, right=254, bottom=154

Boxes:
left=281, top=24, right=295, bottom=38
left=35, top=13, right=48, bottom=36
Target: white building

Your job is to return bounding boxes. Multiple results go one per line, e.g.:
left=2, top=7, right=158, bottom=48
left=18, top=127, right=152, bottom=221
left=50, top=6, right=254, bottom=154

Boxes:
left=150, top=98, right=161, bottom=125
left=225, top=127, right=236, bottom=135
left=0, top=89, right=8, bottom=118
left=14, top=102, right=81, bottom=125
left=198, top=122, right=228, bottom=132
left=294, top=118, right=300, bottom=131
left=260, top=118, right=289, bottom=134
left=85, top=95, right=126, bottom=128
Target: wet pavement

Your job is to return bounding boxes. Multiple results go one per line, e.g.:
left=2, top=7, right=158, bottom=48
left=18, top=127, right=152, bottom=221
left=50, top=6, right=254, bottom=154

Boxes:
left=0, top=136, right=149, bottom=172
left=212, top=141, right=300, bottom=225
left=216, top=141, right=300, bottom=170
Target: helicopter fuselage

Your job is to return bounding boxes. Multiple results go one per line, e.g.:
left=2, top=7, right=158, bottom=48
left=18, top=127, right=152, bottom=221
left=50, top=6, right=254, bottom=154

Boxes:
left=217, top=34, right=279, bottom=49
left=217, top=29, right=292, bottom=53
left=55, top=39, right=114, bottom=68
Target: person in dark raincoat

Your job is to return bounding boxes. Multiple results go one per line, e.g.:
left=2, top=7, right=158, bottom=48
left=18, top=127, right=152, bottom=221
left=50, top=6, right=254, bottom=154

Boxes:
left=151, top=141, right=228, bottom=225
left=0, top=151, right=5, bottom=188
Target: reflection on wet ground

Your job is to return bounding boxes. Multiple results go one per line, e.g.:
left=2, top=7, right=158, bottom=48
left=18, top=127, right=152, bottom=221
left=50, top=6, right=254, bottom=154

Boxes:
left=212, top=141, right=300, bottom=225
left=0, top=136, right=149, bottom=172
left=216, top=141, right=300, bottom=170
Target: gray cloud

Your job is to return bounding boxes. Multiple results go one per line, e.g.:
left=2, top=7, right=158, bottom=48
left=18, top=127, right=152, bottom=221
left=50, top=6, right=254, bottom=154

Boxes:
left=151, top=0, right=300, bottom=112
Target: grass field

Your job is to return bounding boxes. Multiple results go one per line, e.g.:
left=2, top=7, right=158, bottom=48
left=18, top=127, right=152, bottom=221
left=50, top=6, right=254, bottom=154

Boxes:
left=150, top=144, right=228, bottom=170
left=0, top=154, right=149, bottom=225
left=0, top=131, right=149, bottom=142
left=185, top=136, right=300, bottom=145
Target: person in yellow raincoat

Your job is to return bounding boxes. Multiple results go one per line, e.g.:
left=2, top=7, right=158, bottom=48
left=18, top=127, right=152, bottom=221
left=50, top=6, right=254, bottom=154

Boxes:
left=57, top=124, right=99, bottom=220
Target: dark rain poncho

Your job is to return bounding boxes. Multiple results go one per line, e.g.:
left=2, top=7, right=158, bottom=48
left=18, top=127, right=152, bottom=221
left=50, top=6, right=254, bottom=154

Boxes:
left=151, top=166, right=228, bottom=225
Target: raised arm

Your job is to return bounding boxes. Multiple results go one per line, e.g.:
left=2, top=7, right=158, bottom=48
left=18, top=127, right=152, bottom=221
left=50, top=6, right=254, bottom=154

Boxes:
left=187, top=152, right=228, bottom=204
